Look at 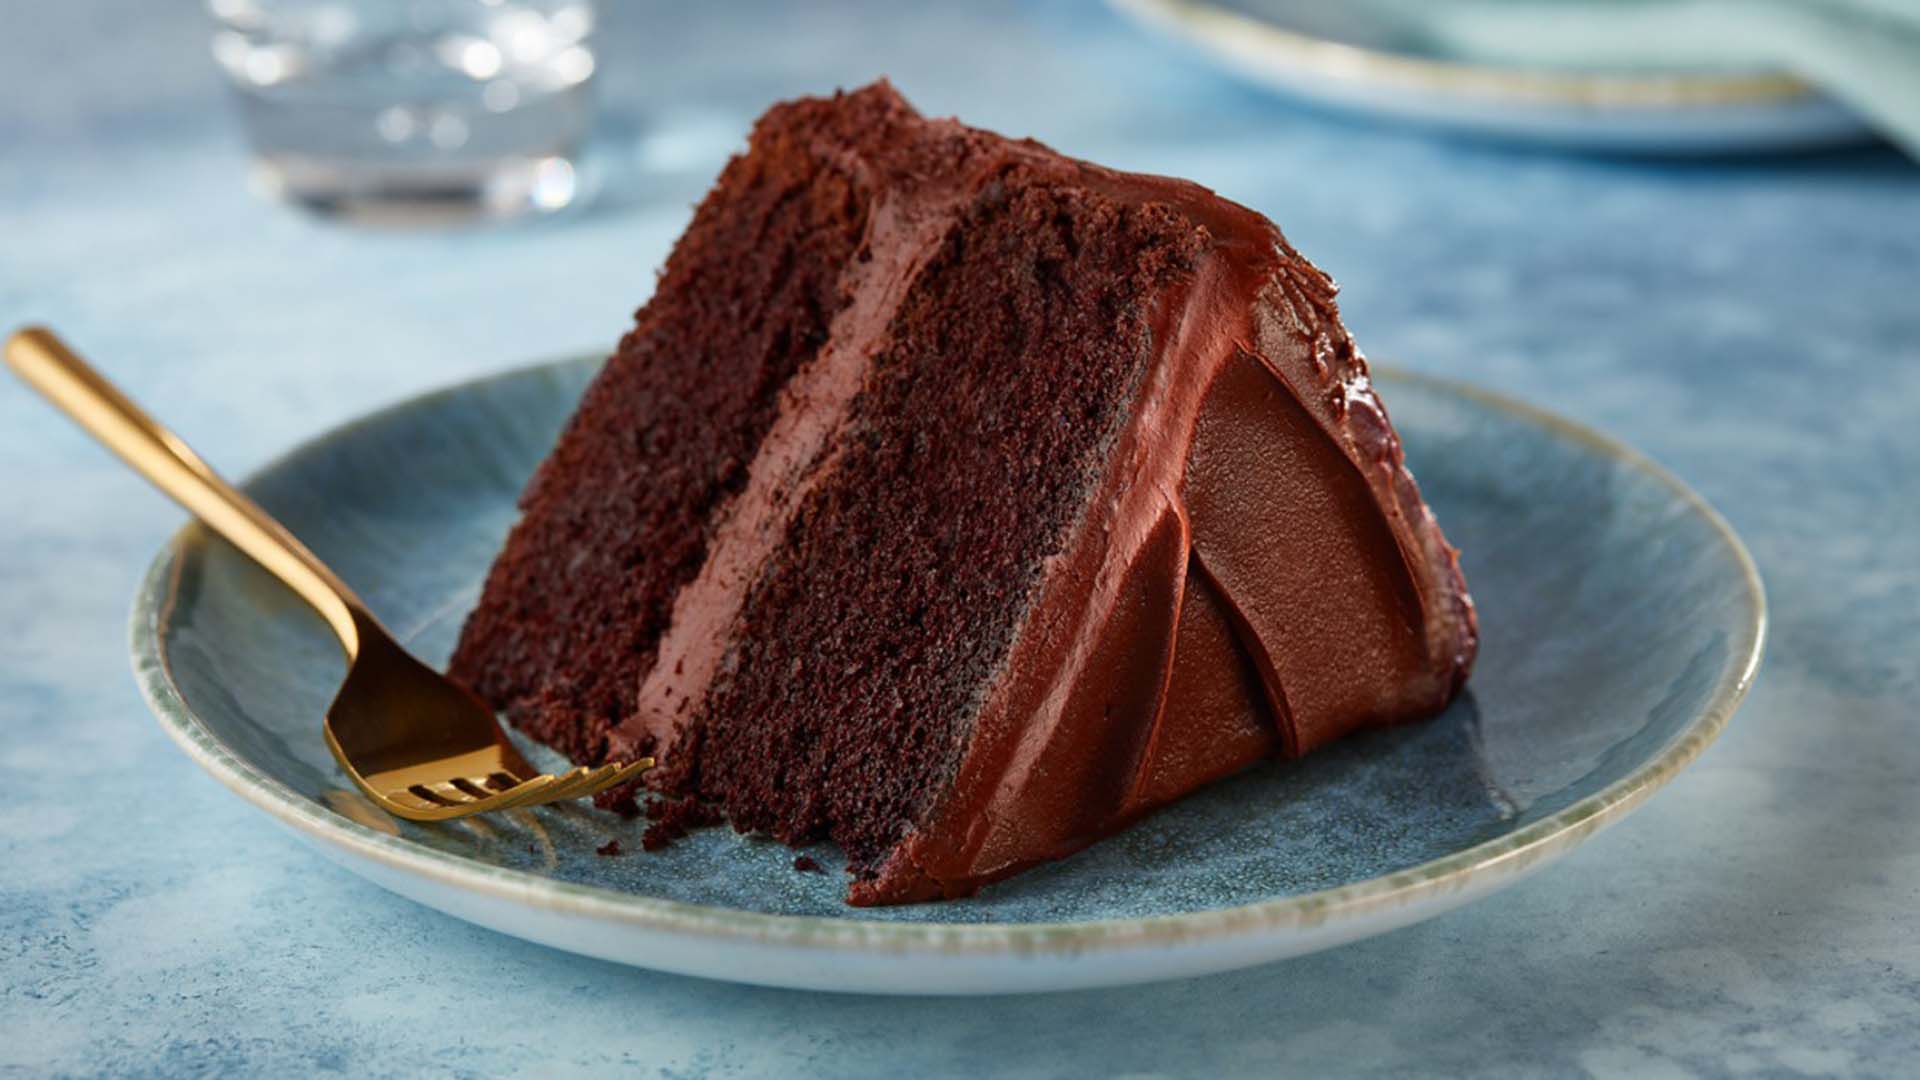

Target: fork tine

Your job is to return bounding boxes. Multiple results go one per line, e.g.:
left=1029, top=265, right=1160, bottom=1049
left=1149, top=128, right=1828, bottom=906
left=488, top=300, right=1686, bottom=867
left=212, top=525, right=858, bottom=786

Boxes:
left=383, top=786, right=491, bottom=820
left=405, top=781, right=473, bottom=806
left=481, top=773, right=563, bottom=812
left=523, top=765, right=613, bottom=808
left=559, top=764, right=621, bottom=802
left=426, top=781, right=482, bottom=805
left=497, top=767, right=584, bottom=810
left=388, top=777, right=519, bottom=818
left=367, top=759, right=657, bottom=822
left=449, top=777, right=495, bottom=801
left=596, top=757, right=655, bottom=794
left=386, top=788, right=448, bottom=814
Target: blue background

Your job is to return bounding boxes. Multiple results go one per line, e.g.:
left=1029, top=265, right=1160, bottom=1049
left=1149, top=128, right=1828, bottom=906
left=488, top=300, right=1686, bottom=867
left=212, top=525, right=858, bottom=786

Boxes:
left=3, top=3, right=1917, bottom=1076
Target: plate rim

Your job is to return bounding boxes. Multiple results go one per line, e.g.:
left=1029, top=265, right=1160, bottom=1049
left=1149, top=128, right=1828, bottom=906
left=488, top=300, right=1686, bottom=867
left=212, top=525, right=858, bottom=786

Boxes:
left=127, top=358, right=1767, bottom=958
left=1108, top=0, right=1816, bottom=109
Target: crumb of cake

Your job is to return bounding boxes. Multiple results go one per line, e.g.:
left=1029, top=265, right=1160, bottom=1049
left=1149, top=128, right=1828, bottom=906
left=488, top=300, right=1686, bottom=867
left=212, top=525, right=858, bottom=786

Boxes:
left=793, top=855, right=822, bottom=873
left=596, top=839, right=622, bottom=857
left=639, top=795, right=723, bottom=851
left=596, top=781, right=644, bottom=817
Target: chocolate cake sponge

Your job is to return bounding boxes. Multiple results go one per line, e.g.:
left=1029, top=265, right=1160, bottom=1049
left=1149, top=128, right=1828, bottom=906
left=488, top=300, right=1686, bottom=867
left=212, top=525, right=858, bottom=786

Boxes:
left=449, top=81, right=1477, bottom=906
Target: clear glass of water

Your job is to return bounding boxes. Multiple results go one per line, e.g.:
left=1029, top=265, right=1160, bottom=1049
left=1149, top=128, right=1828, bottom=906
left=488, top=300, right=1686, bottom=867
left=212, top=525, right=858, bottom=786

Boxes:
left=209, top=0, right=597, bottom=223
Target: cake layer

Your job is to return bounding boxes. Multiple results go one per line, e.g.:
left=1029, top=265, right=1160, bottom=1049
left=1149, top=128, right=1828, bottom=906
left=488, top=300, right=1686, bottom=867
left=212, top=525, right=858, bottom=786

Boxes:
left=617, top=167, right=1212, bottom=876
left=447, top=91, right=887, bottom=760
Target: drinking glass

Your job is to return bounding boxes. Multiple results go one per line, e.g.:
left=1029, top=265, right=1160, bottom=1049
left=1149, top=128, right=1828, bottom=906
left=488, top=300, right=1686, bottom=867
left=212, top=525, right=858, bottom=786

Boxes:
left=209, top=0, right=597, bottom=223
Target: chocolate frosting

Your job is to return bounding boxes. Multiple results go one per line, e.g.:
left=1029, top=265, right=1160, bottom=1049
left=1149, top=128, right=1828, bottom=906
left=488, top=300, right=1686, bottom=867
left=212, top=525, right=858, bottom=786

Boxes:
left=609, top=90, right=1477, bottom=905
left=847, top=159, right=1476, bottom=905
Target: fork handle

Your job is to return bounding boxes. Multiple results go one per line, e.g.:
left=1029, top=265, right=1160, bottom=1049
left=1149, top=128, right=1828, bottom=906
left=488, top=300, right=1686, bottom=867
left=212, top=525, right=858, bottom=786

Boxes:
left=6, top=326, right=365, bottom=653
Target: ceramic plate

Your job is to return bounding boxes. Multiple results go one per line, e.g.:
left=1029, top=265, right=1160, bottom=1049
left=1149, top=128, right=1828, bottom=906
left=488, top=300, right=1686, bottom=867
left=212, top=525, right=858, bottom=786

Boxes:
left=1111, top=0, right=1873, bottom=153
left=130, top=357, right=1763, bottom=995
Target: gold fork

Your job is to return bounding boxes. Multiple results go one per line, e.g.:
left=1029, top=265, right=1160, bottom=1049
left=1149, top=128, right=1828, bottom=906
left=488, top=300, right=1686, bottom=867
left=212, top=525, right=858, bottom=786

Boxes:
left=5, top=327, right=652, bottom=821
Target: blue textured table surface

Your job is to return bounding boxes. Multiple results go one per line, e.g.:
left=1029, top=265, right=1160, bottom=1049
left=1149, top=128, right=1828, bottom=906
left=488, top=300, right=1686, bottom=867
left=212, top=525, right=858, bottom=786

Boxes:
left=4, top=4, right=1917, bottom=1077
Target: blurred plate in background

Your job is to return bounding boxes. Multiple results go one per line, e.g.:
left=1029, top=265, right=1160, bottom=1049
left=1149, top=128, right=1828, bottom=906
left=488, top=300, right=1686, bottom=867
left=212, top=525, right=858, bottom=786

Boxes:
left=1112, top=0, right=1875, bottom=153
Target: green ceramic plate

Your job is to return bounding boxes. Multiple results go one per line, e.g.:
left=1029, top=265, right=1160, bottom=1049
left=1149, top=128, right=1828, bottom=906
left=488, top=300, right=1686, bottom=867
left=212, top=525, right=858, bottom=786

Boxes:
left=131, top=357, right=1764, bottom=994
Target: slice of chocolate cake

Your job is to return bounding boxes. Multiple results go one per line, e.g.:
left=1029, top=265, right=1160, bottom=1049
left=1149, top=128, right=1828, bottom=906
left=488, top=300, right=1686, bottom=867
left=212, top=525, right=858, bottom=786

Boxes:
left=450, top=81, right=1477, bottom=905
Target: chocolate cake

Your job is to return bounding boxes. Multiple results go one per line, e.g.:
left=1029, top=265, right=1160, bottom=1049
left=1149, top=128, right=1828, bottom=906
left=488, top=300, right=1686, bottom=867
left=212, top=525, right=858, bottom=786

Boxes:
left=449, top=81, right=1477, bottom=905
